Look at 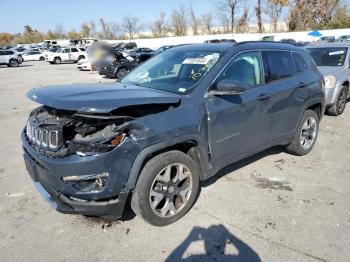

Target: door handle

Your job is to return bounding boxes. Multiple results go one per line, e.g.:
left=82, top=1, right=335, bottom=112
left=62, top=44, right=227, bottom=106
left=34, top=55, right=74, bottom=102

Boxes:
left=257, top=93, right=271, bottom=100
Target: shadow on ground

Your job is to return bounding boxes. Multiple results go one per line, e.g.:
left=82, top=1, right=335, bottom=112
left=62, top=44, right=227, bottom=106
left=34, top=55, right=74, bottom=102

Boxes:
left=166, top=224, right=261, bottom=262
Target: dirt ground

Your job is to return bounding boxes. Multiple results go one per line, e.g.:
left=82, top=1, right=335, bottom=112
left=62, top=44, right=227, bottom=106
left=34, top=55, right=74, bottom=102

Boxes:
left=0, top=61, right=349, bottom=262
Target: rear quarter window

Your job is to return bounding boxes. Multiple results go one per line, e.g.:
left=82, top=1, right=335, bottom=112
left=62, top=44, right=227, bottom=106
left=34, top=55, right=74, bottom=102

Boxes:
left=262, top=51, right=296, bottom=82
left=301, top=53, right=318, bottom=72
left=292, top=52, right=307, bottom=72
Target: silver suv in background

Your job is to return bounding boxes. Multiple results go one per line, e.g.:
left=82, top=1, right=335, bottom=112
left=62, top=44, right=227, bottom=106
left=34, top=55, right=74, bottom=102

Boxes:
left=307, top=43, right=350, bottom=116
left=0, top=50, right=23, bottom=67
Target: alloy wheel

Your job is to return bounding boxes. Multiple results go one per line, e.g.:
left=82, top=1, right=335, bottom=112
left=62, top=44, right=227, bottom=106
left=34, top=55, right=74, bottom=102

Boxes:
left=149, top=163, right=193, bottom=218
left=337, top=89, right=347, bottom=114
left=300, top=116, right=317, bottom=150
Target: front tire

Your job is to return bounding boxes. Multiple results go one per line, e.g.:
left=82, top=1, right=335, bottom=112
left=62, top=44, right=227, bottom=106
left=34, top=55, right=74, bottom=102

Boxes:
left=39, top=56, right=45, bottom=61
left=131, top=150, right=200, bottom=226
left=286, top=110, right=319, bottom=156
left=327, top=86, right=348, bottom=116
left=54, top=57, right=61, bottom=64
left=116, top=68, right=128, bottom=79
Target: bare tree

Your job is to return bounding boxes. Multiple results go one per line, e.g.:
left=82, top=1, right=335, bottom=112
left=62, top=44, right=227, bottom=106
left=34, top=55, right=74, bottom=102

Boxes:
left=80, top=22, right=90, bottom=38
left=264, top=0, right=289, bottom=32
left=201, top=13, right=214, bottom=34
left=151, top=12, right=170, bottom=37
left=99, top=18, right=117, bottom=39
left=255, top=0, right=263, bottom=33
left=236, top=7, right=249, bottom=33
left=67, top=30, right=80, bottom=40
left=54, top=23, right=66, bottom=38
left=190, top=4, right=199, bottom=35
left=88, top=20, right=97, bottom=38
left=109, top=22, right=123, bottom=39
left=171, top=6, right=188, bottom=36
left=122, top=15, right=141, bottom=40
left=216, top=0, right=240, bottom=33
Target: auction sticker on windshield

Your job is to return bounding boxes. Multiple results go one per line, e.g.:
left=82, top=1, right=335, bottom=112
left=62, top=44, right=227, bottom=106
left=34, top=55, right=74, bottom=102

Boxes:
left=329, top=50, right=345, bottom=56
left=183, top=55, right=218, bottom=65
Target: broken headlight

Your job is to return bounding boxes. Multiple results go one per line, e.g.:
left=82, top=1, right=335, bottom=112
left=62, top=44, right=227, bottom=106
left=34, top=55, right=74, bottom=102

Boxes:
left=70, top=133, right=127, bottom=156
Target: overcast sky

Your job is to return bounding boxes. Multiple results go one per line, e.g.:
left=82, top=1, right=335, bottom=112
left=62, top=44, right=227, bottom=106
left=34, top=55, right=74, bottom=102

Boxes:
left=0, top=0, right=268, bottom=34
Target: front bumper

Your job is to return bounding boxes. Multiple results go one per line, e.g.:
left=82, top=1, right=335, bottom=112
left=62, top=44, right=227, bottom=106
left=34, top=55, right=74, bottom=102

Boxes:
left=33, top=181, right=129, bottom=217
left=21, top=130, right=138, bottom=218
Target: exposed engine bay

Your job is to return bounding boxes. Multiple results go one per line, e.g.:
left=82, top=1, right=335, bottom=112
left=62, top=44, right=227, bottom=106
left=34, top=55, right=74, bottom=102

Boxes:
left=25, top=104, right=176, bottom=158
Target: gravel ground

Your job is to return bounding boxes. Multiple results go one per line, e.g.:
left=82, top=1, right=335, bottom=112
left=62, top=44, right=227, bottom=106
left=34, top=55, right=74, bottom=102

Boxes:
left=0, top=61, right=349, bottom=262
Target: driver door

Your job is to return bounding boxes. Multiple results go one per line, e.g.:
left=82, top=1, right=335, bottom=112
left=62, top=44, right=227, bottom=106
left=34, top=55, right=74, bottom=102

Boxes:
left=206, top=51, right=272, bottom=167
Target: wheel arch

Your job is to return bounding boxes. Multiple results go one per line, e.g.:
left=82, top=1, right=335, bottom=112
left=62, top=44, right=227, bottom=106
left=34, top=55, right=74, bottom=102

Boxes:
left=306, top=102, right=323, bottom=119
left=127, top=135, right=207, bottom=190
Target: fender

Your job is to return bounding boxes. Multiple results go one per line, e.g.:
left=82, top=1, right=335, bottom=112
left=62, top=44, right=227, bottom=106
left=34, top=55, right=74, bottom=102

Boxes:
left=291, top=95, right=325, bottom=137
left=126, top=134, right=208, bottom=189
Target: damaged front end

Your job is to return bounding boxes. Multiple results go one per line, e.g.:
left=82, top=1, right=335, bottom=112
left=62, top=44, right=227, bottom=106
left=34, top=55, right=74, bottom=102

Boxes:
left=24, top=105, right=158, bottom=158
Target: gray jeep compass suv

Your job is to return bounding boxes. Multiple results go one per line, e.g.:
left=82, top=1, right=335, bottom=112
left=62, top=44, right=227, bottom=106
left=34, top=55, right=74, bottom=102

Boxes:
left=22, top=42, right=325, bottom=226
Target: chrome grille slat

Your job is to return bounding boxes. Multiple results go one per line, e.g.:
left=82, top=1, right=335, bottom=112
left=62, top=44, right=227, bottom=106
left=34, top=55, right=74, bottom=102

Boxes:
left=26, top=122, right=59, bottom=150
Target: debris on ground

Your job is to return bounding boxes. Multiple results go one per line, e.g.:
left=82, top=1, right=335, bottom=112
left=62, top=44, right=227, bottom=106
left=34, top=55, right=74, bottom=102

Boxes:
left=102, top=222, right=112, bottom=231
left=251, top=173, right=293, bottom=191
left=6, top=192, right=24, bottom=197
left=277, top=195, right=288, bottom=204
left=274, top=159, right=286, bottom=170
left=264, top=222, right=276, bottom=230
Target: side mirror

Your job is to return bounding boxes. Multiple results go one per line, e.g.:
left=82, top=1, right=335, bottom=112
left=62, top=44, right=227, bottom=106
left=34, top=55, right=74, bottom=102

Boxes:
left=209, top=80, right=247, bottom=96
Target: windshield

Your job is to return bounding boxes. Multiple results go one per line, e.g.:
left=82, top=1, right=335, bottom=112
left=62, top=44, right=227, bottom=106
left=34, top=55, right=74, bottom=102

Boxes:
left=307, top=47, right=348, bottom=66
left=121, top=48, right=222, bottom=94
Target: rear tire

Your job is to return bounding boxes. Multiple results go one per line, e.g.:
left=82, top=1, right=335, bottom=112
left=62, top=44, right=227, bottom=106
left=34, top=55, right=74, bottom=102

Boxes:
left=327, top=86, right=348, bottom=116
left=78, top=55, right=85, bottom=61
left=54, top=57, right=61, bottom=64
left=131, top=150, right=200, bottom=226
left=17, top=56, right=23, bottom=63
left=8, top=59, right=19, bottom=67
left=286, top=110, right=319, bottom=156
left=39, top=56, right=45, bottom=61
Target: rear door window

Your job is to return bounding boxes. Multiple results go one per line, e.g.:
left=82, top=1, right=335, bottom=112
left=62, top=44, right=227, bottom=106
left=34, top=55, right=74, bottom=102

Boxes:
left=262, top=51, right=296, bottom=82
left=292, top=52, right=307, bottom=72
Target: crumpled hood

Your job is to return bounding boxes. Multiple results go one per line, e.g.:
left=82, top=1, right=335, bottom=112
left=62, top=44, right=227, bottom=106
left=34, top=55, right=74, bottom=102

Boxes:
left=27, top=83, right=181, bottom=113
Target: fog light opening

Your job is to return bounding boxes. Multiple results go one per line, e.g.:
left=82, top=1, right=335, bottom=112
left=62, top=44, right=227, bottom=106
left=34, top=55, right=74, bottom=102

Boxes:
left=62, top=172, right=109, bottom=193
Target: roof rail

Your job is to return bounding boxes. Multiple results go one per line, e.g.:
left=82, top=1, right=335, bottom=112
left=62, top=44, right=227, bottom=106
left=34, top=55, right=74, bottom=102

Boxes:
left=236, top=41, right=295, bottom=46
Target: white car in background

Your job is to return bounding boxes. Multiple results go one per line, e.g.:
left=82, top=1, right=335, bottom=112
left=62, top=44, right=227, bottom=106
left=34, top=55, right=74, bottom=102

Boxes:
left=0, top=49, right=23, bottom=67
left=22, top=50, right=45, bottom=61
left=76, top=58, right=92, bottom=71
left=46, top=47, right=86, bottom=64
